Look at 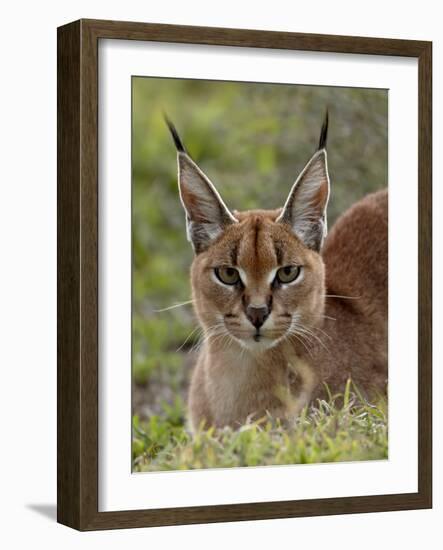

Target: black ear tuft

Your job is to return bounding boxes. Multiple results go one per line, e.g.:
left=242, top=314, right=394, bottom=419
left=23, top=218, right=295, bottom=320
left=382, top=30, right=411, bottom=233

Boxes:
left=164, top=115, right=187, bottom=153
left=318, top=109, right=329, bottom=150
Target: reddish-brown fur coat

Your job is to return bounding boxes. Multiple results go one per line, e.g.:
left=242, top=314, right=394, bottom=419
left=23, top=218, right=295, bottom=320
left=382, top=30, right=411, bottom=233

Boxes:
left=312, top=189, right=388, bottom=396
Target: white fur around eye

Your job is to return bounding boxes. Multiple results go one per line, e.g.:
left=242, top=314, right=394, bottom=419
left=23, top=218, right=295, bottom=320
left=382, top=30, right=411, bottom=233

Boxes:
left=237, top=267, right=248, bottom=287
left=266, top=268, right=278, bottom=285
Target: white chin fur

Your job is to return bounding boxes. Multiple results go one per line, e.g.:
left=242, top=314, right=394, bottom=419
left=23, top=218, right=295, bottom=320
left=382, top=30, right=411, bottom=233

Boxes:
left=235, top=336, right=279, bottom=354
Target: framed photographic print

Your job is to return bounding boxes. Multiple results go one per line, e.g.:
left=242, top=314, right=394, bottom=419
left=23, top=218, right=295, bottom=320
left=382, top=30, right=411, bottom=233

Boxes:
left=57, top=19, right=432, bottom=530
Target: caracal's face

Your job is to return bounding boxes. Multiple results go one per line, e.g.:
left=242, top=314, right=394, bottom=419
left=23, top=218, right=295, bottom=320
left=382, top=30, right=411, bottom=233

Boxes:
left=191, top=209, right=325, bottom=352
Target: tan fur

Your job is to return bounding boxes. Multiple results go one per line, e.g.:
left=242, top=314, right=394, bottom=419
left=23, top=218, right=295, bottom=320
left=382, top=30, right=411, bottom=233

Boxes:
left=187, top=190, right=388, bottom=429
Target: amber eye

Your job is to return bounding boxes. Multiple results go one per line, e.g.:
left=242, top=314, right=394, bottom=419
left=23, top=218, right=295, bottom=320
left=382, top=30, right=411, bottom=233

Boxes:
left=215, top=266, right=240, bottom=285
left=276, top=265, right=301, bottom=284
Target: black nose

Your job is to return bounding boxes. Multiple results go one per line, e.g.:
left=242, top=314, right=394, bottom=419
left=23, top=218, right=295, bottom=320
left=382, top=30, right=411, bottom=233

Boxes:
left=246, top=305, right=269, bottom=329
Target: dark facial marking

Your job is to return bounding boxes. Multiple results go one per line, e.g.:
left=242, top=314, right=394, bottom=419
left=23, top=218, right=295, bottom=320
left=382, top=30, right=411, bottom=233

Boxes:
left=230, top=239, right=240, bottom=266
left=253, top=219, right=260, bottom=259
left=273, top=240, right=284, bottom=265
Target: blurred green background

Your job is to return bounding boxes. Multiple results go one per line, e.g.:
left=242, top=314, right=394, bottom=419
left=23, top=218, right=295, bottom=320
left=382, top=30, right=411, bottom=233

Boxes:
left=132, top=77, right=387, bottom=421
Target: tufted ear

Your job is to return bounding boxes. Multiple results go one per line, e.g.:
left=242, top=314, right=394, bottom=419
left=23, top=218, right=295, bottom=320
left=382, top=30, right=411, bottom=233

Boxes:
left=276, top=113, right=330, bottom=251
left=165, top=118, right=237, bottom=253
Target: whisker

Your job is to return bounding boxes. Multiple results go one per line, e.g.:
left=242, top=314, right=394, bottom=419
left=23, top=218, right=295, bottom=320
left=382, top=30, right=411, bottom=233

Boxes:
left=287, top=332, right=314, bottom=358
left=305, top=323, right=333, bottom=342
left=305, top=332, right=330, bottom=354
left=199, top=332, right=226, bottom=353
left=302, top=327, right=330, bottom=354
left=292, top=322, right=331, bottom=355
left=291, top=326, right=315, bottom=346
left=191, top=322, right=226, bottom=353
left=154, top=300, right=195, bottom=313
left=284, top=318, right=315, bottom=358
left=187, top=324, right=217, bottom=354
left=219, top=332, right=234, bottom=354
left=324, top=294, right=361, bottom=300
left=176, top=325, right=202, bottom=352
left=239, top=343, right=247, bottom=362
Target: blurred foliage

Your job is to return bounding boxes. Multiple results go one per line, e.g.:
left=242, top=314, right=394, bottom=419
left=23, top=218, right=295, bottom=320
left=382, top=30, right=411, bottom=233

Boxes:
left=133, top=384, right=388, bottom=471
left=132, top=77, right=387, bottom=391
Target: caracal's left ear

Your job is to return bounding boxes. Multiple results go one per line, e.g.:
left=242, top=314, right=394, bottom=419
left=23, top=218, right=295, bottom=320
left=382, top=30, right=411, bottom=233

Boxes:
left=165, top=117, right=238, bottom=254
left=276, top=111, right=330, bottom=251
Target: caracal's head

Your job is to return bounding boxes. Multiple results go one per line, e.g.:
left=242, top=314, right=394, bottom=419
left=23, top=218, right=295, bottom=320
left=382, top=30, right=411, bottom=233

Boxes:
left=166, top=114, right=330, bottom=353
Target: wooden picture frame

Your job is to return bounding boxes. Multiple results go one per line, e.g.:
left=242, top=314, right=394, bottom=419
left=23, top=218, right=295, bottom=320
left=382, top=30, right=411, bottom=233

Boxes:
left=57, top=18, right=432, bottom=530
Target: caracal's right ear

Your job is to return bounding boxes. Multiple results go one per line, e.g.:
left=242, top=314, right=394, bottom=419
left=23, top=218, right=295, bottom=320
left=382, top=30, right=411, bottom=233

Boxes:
left=165, top=117, right=238, bottom=254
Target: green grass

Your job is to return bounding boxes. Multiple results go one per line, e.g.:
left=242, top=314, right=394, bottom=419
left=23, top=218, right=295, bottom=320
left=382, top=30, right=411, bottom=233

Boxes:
left=132, top=383, right=388, bottom=472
